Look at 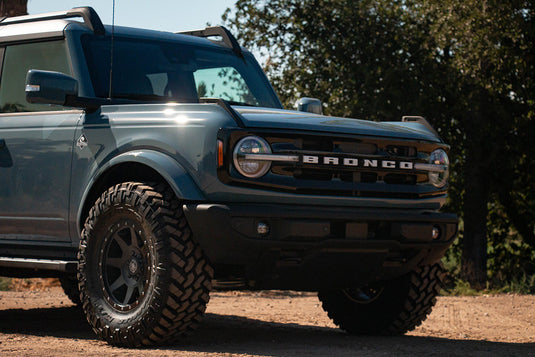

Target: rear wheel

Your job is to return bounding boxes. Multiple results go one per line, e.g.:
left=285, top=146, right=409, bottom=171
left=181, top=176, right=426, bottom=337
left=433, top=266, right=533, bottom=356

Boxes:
left=59, top=276, right=81, bottom=306
left=318, top=263, right=445, bottom=335
left=78, top=182, right=213, bottom=347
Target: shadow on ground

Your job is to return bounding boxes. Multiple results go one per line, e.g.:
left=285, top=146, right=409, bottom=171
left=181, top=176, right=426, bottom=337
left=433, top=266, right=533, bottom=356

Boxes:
left=0, top=306, right=91, bottom=340
left=0, top=306, right=533, bottom=356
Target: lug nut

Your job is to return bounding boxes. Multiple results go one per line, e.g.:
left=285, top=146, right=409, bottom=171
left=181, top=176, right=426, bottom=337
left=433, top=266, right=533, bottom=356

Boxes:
left=257, top=222, right=269, bottom=236
left=432, top=226, right=441, bottom=240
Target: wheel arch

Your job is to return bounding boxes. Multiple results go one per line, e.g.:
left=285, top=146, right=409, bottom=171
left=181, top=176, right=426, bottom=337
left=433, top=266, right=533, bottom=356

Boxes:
left=77, top=150, right=205, bottom=231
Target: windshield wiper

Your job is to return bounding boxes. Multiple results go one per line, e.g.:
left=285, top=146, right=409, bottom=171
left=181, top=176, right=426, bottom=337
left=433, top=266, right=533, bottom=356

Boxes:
left=110, top=94, right=257, bottom=107
left=111, top=93, right=171, bottom=102
left=225, top=100, right=258, bottom=107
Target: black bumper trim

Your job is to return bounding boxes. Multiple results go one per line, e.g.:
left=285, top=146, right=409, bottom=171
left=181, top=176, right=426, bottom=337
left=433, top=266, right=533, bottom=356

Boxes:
left=183, top=203, right=458, bottom=290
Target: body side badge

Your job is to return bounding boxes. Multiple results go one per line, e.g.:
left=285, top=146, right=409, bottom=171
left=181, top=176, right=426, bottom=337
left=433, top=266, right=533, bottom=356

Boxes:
left=77, top=134, right=88, bottom=149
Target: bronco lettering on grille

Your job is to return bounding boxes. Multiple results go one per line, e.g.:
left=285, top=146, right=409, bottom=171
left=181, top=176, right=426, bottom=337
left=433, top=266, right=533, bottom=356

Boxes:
left=302, top=155, right=414, bottom=170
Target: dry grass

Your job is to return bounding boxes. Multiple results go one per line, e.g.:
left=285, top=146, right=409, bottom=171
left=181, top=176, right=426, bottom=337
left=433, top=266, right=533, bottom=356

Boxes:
left=9, top=278, right=60, bottom=291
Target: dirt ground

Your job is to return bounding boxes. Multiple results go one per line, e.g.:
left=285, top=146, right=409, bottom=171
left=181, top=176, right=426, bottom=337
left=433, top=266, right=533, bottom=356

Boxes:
left=0, top=287, right=534, bottom=356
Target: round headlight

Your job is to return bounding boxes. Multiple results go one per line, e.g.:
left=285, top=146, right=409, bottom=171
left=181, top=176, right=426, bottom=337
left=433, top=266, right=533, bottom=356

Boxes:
left=233, top=136, right=272, bottom=178
left=428, top=149, right=449, bottom=188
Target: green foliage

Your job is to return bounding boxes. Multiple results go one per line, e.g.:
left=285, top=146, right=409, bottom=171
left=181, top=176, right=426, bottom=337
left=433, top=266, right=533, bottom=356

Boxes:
left=225, top=0, right=534, bottom=289
left=0, top=277, right=11, bottom=291
left=487, top=201, right=535, bottom=292
left=442, top=276, right=535, bottom=296
left=441, top=279, right=481, bottom=296
left=224, top=0, right=440, bottom=119
left=443, top=203, right=535, bottom=294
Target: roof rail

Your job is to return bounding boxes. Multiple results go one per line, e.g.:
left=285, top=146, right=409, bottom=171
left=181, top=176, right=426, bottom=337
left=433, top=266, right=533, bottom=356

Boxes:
left=0, top=6, right=105, bottom=35
left=177, top=26, right=243, bottom=57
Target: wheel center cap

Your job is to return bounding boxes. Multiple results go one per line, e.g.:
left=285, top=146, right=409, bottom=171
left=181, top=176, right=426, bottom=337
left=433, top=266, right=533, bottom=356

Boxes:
left=128, top=259, right=139, bottom=274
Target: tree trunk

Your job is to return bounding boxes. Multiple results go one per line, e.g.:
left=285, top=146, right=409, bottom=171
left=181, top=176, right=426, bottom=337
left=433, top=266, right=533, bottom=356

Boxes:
left=0, top=0, right=27, bottom=17
left=460, top=113, right=490, bottom=289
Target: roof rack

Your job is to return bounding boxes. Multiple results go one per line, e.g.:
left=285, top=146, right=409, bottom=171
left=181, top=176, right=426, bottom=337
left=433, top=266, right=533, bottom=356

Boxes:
left=0, top=6, right=105, bottom=35
left=177, top=26, right=243, bottom=57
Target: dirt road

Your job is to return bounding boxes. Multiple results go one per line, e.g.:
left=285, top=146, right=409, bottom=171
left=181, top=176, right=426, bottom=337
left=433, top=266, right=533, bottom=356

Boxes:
left=0, top=287, right=534, bottom=356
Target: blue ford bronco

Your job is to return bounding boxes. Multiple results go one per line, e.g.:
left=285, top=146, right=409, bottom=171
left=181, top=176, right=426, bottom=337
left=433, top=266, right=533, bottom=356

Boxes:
left=0, top=7, right=457, bottom=347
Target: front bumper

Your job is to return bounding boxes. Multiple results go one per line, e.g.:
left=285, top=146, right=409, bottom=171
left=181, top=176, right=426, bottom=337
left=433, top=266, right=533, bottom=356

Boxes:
left=183, top=203, right=457, bottom=290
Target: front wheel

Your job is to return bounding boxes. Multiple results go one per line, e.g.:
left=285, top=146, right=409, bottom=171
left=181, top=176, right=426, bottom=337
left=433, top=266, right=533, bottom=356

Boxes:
left=78, top=182, right=213, bottom=347
left=318, top=263, right=445, bottom=335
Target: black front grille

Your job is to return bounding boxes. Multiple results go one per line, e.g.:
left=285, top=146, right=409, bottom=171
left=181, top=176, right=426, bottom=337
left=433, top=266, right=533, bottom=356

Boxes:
left=266, top=135, right=422, bottom=186
left=222, top=130, right=446, bottom=199
left=386, top=145, right=417, bottom=157
left=276, top=166, right=420, bottom=185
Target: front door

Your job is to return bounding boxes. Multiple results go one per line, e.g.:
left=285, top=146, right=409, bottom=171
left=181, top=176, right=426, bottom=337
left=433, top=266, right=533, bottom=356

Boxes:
left=0, top=40, right=80, bottom=242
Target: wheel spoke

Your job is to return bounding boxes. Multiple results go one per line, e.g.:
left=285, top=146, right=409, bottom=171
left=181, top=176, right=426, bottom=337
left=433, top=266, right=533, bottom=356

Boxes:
left=123, top=286, right=135, bottom=305
left=109, top=276, right=127, bottom=292
left=137, top=281, right=144, bottom=295
left=106, top=257, right=123, bottom=268
left=113, top=231, right=130, bottom=253
left=129, top=227, right=140, bottom=248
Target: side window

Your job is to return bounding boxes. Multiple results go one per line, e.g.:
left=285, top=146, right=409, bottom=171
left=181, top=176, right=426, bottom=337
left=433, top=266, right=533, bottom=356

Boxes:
left=193, top=67, right=258, bottom=106
left=0, top=40, right=72, bottom=113
left=147, top=73, right=169, bottom=96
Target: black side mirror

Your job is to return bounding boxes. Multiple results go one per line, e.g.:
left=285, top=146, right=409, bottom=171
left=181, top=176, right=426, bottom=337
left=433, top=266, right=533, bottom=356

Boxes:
left=25, top=70, right=78, bottom=105
left=26, top=69, right=106, bottom=112
left=295, top=97, right=323, bottom=115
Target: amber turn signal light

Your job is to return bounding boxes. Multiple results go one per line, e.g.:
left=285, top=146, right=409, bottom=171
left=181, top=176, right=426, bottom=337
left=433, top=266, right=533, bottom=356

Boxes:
left=217, top=140, right=224, bottom=168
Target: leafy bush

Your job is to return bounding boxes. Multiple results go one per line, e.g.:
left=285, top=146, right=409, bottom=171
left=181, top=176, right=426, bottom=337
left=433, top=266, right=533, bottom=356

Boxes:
left=0, top=277, right=12, bottom=291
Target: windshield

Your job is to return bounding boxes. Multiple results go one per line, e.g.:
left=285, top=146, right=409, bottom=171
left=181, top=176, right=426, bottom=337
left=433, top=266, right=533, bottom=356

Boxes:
left=81, top=35, right=282, bottom=108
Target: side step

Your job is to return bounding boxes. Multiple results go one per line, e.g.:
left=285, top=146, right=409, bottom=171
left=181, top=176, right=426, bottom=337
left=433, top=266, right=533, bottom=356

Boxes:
left=0, top=257, right=77, bottom=273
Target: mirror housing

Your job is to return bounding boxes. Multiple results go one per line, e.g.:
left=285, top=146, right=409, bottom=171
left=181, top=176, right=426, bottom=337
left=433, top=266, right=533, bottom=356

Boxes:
left=25, top=70, right=78, bottom=106
left=295, top=97, right=323, bottom=115
left=26, top=70, right=105, bottom=112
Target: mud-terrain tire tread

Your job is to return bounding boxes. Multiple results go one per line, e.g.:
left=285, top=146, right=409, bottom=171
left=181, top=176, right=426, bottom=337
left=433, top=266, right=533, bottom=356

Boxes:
left=77, top=181, right=213, bottom=347
left=59, top=276, right=82, bottom=306
left=318, top=263, right=445, bottom=335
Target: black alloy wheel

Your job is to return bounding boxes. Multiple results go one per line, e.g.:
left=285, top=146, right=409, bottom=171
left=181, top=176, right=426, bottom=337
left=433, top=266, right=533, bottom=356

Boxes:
left=99, top=218, right=151, bottom=312
left=78, top=181, right=213, bottom=347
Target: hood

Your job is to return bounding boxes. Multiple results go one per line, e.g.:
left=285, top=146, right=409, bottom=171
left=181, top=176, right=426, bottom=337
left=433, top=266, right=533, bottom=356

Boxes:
left=235, top=107, right=442, bottom=143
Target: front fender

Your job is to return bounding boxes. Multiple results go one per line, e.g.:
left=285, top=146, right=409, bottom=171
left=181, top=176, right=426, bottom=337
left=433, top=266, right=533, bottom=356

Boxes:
left=109, top=150, right=206, bottom=200
left=77, top=149, right=206, bottom=228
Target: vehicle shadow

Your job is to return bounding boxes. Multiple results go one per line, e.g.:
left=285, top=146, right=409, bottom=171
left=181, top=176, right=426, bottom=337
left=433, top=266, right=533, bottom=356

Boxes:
left=0, top=306, right=533, bottom=356
left=183, top=313, right=535, bottom=357
left=0, top=306, right=92, bottom=340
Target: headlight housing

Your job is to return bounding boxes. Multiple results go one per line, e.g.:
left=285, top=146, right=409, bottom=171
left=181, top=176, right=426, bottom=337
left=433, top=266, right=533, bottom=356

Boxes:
left=233, top=136, right=272, bottom=178
left=428, top=149, right=449, bottom=188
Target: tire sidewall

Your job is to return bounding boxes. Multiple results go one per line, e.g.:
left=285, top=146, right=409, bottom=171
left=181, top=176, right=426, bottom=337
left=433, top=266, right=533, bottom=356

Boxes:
left=319, top=264, right=445, bottom=335
left=80, top=186, right=170, bottom=333
left=334, top=274, right=411, bottom=332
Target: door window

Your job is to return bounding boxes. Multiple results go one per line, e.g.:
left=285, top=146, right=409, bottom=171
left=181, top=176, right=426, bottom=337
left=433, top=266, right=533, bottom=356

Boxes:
left=0, top=40, right=72, bottom=113
left=194, top=67, right=258, bottom=106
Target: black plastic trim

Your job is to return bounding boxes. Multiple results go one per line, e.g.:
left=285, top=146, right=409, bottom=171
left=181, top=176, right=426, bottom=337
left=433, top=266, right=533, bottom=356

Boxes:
left=184, top=203, right=458, bottom=290
left=178, top=26, right=243, bottom=57
left=200, top=97, right=245, bottom=127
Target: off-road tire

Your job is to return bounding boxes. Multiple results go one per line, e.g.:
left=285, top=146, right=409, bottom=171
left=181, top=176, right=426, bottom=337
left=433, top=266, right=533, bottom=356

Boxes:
left=59, top=276, right=81, bottom=306
left=78, top=181, right=213, bottom=347
left=318, top=263, right=445, bottom=335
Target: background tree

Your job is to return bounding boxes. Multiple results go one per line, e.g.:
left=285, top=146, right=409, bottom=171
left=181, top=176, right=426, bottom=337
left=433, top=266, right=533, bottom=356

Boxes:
left=420, top=0, right=534, bottom=288
left=224, top=0, right=534, bottom=289
left=0, top=0, right=27, bottom=17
